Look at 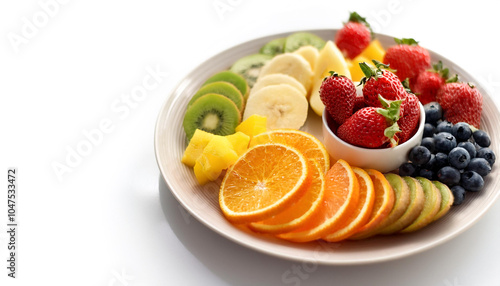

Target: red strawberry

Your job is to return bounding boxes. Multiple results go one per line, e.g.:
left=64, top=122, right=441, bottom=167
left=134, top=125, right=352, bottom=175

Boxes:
left=337, top=96, right=402, bottom=148
left=412, top=61, right=449, bottom=105
left=383, top=38, right=431, bottom=82
left=398, top=92, right=421, bottom=143
left=436, top=82, right=483, bottom=128
left=359, top=61, right=407, bottom=114
left=353, top=93, right=366, bottom=113
left=319, top=71, right=357, bottom=125
left=334, top=12, right=372, bottom=59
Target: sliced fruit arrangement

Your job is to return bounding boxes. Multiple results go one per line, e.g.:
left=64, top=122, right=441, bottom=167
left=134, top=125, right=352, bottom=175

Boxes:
left=178, top=11, right=495, bottom=245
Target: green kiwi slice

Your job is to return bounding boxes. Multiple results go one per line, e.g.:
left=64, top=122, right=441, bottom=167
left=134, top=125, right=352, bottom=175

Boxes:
left=284, top=32, right=326, bottom=52
left=432, top=181, right=454, bottom=221
left=183, top=93, right=241, bottom=141
left=203, top=71, right=249, bottom=99
left=230, top=54, right=272, bottom=88
left=259, top=37, right=286, bottom=56
left=188, top=81, right=244, bottom=112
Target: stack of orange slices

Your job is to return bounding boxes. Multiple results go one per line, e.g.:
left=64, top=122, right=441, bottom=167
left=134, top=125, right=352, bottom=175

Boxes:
left=218, top=129, right=453, bottom=242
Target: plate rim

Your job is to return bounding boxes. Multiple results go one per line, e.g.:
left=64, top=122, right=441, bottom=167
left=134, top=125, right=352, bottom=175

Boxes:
left=154, top=29, right=500, bottom=265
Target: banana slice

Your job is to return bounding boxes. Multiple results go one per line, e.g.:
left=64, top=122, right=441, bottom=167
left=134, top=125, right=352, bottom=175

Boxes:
left=258, top=53, right=313, bottom=92
left=309, top=41, right=351, bottom=116
left=294, top=45, right=319, bottom=71
left=250, top=73, right=307, bottom=98
left=243, top=84, right=308, bottom=130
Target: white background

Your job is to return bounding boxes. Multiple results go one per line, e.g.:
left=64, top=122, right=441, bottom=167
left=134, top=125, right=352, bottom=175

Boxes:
left=1, top=0, right=500, bottom=285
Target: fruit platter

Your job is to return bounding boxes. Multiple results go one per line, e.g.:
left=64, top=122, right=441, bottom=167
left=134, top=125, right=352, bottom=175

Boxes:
left=155, top=21, right=500, bottom=264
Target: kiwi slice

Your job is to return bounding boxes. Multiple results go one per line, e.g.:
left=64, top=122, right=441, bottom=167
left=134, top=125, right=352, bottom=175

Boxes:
left=230, top=54, right=272, bottom=89
left=188, top=81, right=244, bottom=112
left=260, top=37, right=286, bottom=56
left=203, top=71, right=249, bottom=99
left=284, top=32, right=326, bottom=52
left=183, top=93, right=241, bottom=141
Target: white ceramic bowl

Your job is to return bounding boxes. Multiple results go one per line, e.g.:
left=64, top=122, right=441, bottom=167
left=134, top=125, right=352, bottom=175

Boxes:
left=322, top=103, right=425, bottom=173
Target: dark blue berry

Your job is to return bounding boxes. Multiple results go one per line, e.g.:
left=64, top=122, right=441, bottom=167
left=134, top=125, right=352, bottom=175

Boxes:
left=409, top=146, right=431, bottom=166
left=424, top=102, right=443, bottom=125
left=418, top=168, right=434, bottom=180
left=399, top=162, right=418, bottom=177
left=476, top=148, right=496, bottom=166
left=472, top=130, right=491, bottom=147
left=451, top=122, right=472, bottom=142
left=423, top=154, right=436, bottom=170
left=437, top=166, right=461, bottom=186
left=423, top=123, right=436, bottom=138
left=434, top=153, right=449, bottom=170
left=436, top=121, right=453, bottom=134
left=433, top=132, right=457, bottom=153
left=420, top=137, right=435, bottom=153
left=461, top=171, right=484, bottom=192
left=466, top=158, right=491, bottom=177
left=450, top=185, right=466, bottom=205
left=457, top=141, right=476, bottom=158
left=448, top=147, right=471, bottom=169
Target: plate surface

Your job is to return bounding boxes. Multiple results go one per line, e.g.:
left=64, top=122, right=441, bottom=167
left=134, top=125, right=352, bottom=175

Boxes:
left=154, top=29, right=500, bottom=265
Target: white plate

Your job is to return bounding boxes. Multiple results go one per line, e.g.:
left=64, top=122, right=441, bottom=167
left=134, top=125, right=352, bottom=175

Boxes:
left=154, top=29, right=500, bottom=265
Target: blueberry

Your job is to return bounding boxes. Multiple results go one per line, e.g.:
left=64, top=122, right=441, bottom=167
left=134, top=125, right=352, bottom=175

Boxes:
left=457, top=141, right=476, bottom=158
left=424, top=102, right=443, bottom=125
left=399, top=162, right=418, bottom=177
left=418, top=168, right=434, bottom=180
left=423, top=123, right=436, bottom=138
left=409, top=146, right=431, bottom=166
left=436, top=121, right=454, bottom=134
left=448, top=147, right=471, bottom=169
left=420, top=137, right=435, bottom=153
left=423, top=154, right=436, bottom=170
left=466, top=158, right=491, bottom=177
left=437, top=166, right=461, bottom=186
left=461, top=171, right=484, bottom=192
left=450, top=185, right=466, bottom=205
left=476, top=148, right=496, bottom=166
left=433, top=132, right=457, bottom=153
left=434, top=153, right=449, bottom=170
left=472, top=130, right=491, bottom=147
left=451, top=122, right=472, bottom=142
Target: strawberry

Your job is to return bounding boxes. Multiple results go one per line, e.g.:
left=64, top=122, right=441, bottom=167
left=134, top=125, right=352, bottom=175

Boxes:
left=359, top=60, right=407, bottom=114
left=436, top=81, right=483, bottom=128
left=334, top=12, right=372, bottom=59
left=353, top=93, right=366, bottom=113
left=397, top=91, right=421, bottom=143
left=383, top=38, right=431, bottom=82
left=337, top=95, right=402, bottom=148
left=319, top=71, right=357, bottom=125
left=412, top=61, right=449, bottom=105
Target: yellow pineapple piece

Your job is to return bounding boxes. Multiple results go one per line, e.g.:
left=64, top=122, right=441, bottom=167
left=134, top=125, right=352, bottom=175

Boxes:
left=193, top=161, right=210, bottom=185
left=181, top=129, right=215, bottom=167
left=235, top=114, right=267, bottom=138
left=347, top=55, right=371, bottom=82
left=226, top=132, right=250, bottom=156
left=197, top=136, right=239, bottom=181
left=360, top=39, right=386, bottom=63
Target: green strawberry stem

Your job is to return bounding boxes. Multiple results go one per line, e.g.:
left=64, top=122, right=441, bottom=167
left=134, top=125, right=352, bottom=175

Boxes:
left=394, top=38, right=419, bottom=46
left=432, top=60, right=450, bottom=79
left=347, top=12, right=374, bottom=39
left=359, top=60, right=395, bottom=85
left=446, top=74, right=459, bottom=83
left=376, top=95, right=402, bottom=147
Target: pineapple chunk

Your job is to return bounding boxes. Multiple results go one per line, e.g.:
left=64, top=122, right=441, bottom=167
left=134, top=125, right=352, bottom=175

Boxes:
left=193, top=160, right=210, bottom=185
left=181, top=129, right=215, bottom=167
left=196, top=136, right=239, bottom=181
left=235, top=114, right=267, bottom=138
left=226, top=132, right=250, bottom=156
left=347, top=55, right=371, bottom=82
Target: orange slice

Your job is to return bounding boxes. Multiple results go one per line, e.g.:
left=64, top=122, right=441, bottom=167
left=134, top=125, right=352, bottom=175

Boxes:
left=248, top=161, right=325, bottom=234
left=219, top=143, right=311, bottom=224
left=378, top=176, right=425, bottom=235
left=349, top=169, right=395, bottom=240
left=249, top=129, right=330, bottom=173
left=323, top=167, right=374, bottom=242
left=278, top=159, right=359, bottom=242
